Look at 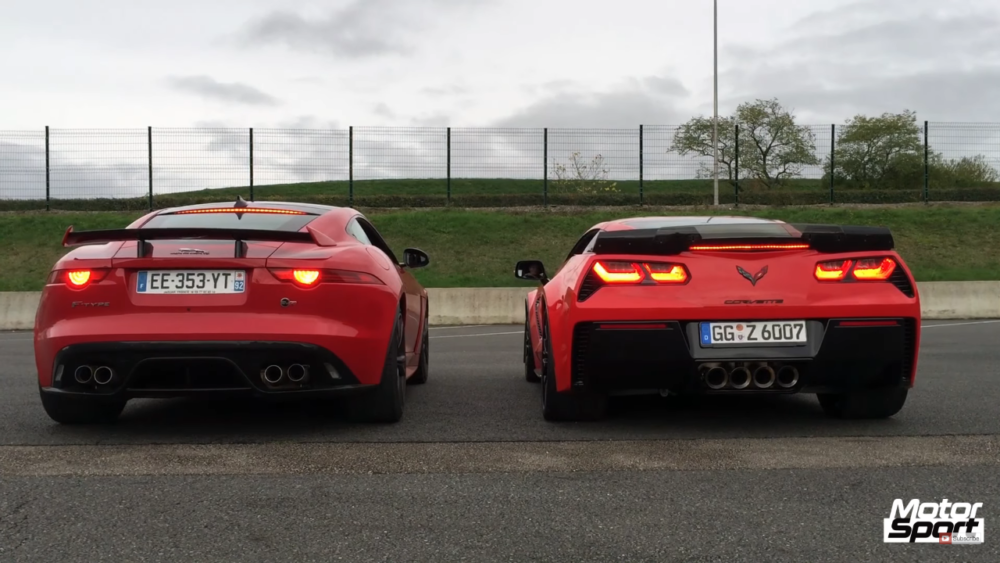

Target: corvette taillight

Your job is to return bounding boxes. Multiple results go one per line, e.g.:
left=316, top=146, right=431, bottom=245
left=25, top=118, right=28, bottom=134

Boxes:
left=851, top=257, right=896, bottom=280
left=590, top=261, right=689, bottom=285
left=814, top=260, right=851, bottom=281
left=593, top=261, right=643, bottom=283
left=49, top=268, right=110, bottom=289
left=643, top=262, right=689, bottom=283
left=269, top=268, right=383, bottom=287
left=814, top=257, right=899, bottom=283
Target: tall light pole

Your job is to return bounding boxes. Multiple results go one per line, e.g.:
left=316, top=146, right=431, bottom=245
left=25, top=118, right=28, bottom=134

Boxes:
left=712, top=0, right=719, bottom=206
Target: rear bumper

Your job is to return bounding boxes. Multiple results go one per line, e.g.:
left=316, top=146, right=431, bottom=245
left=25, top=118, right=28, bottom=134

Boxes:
left=40, top=340, right=376, bottom=400
left=565, top=317, right=919, bottom=395
left=34, top=309, right=396, bottom=388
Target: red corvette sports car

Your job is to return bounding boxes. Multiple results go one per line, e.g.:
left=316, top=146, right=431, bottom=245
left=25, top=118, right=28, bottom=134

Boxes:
left=517, top=216, right=921, bottom=422
left=34, top=198, right=430, bottom=424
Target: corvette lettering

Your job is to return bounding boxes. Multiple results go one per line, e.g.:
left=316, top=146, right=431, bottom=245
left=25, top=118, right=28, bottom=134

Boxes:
left=71, top=301, right=109, bottom=308
left=724, top=299, right=783, bottom=305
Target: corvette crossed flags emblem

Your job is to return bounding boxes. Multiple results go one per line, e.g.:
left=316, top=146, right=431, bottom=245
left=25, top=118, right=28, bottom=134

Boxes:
left=736, top=265, right=768, bottom=286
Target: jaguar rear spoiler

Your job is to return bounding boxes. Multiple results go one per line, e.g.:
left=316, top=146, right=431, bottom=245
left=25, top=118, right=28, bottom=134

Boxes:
left=62, top=225, right=337, bottom=258
left=591, top=223, right=894, bottom=255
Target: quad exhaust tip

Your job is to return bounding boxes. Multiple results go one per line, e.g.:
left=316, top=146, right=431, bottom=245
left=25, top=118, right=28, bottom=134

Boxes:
left=703, top=366, right=728, bottom=390
left=729, top=367, right=752, bottom=390
left=752, top=365, right=776, bottom=389
left=700, top=363, right=797, bottom=390
left=93, top=366, right=114, bottom=385
left=287, top=364, right=309, bottom=383
left=263, top=365, right=284, bottom=385
left=777, top=366, right=799, bottom=388
left=74, top=365, right=94, bottom=385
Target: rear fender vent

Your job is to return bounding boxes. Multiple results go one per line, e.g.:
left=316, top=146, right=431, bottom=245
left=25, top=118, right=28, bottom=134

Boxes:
left=889, top=267, right=915, bottom=298
left=577, top=271, right=601, bottom=301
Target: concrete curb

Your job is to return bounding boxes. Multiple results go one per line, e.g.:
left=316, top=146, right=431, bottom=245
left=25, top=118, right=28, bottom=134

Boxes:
left=0, top=292, right=40, bottom=331
left=3, top=282, right=998, bottom=330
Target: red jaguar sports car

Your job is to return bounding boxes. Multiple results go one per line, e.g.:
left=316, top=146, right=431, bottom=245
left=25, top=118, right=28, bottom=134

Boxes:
left=517, top=216, right=921, bottom=422
left=34, top=198, right=430, bottom=424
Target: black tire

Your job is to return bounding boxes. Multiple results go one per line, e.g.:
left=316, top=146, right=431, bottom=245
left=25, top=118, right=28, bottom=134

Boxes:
left=817, top=387, right=908, bottom=419
left=539, top=317, right=606, bottom=421
left=39, top=391, right=126, bottom=425
left=524, top=304, right=540, bottom=383
left=408, top=309, right=429, bottom=385
left=348, top=306, right=406, bottom=423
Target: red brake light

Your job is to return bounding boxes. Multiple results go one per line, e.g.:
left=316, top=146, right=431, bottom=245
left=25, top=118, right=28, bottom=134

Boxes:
left=852, top=257, right=896, bottom=280
left=590, top=261, right=689, bottom=285
left=592, top=261, right=643, bottom=283
left=173, top=208, right=306, bottom=215
left=292, top=270, right=321, bottom=286
left=814, top=260, right=851, bottom=281
left=689, top=243, right=810, bottom=251
left=269, top=268, right=383, bottom=287
left=53, top=268, right=110, bottom=288
left=67, top=270, right=92, bottom=287
left=644, top=263, right=689, bottom=283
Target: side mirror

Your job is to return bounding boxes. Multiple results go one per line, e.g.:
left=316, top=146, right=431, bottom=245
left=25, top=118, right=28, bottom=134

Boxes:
left=403, top=248, right=430, bottom=269
left=515, top=260, right=547, bottom=283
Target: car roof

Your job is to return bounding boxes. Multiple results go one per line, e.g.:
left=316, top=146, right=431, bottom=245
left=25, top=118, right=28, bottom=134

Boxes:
left=598, top=216, right=786, bottom=232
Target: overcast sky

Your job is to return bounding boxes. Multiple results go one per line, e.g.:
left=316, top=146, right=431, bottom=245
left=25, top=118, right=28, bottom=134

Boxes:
left=2, top=0, right=999, bottom=131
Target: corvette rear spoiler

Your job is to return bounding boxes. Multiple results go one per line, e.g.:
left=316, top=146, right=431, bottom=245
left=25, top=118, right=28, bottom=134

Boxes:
left=62, top=225, right=337, bottom=258
left=591, top=223, right=894, bottom=255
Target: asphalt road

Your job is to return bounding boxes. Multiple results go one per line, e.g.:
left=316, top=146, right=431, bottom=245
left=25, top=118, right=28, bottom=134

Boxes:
left=2, top=320, right=1000, bottom=562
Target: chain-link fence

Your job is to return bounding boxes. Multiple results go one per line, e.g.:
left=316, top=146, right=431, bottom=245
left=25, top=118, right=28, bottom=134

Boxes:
left=2, top=122, right=999, bottom=211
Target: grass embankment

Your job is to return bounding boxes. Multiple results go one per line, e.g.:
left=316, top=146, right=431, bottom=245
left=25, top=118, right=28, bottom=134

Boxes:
left=2, top=204, right=1000, bottom=291
left=5, top=178, right=1000, bottom=212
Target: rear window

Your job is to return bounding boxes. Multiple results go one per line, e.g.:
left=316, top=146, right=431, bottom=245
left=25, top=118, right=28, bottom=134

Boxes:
left=141, top=212, right=317, bottom=231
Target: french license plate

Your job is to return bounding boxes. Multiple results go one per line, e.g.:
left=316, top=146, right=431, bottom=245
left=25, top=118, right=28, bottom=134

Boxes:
left=699, top=321, right=807, bottom=346
left=136, top=270, right=246, bottom=294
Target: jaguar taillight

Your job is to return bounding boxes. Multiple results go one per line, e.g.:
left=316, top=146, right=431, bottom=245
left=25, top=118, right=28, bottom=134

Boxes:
left=269, top=268, right=384, bottom=288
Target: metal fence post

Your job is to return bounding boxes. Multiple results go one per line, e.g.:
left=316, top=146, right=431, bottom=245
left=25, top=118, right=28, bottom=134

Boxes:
left=348, top=126, right=354, bottom=207
left=923, top=121, right=929, bottom=203
left=147, top=126, right=153, bottom=211
left=249, top=127, right=254, bottom=201
left=45, top=126, right=50, bottom=211
left=830, top=124, right=835, bottom=204
left=639, top=124, right=644, bottom=206
left=543, top=128, right=548, bottom=207
left=734, top=123, right=739, bottom=206
left=446, top=127, right=451, bottom=205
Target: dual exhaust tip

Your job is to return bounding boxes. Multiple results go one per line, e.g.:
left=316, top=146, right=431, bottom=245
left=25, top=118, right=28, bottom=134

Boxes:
left=703, top=364, right=798, bottom=391
left=262, top=364, right=310, bottom=386
left=73, top=365, right=115, bottom=386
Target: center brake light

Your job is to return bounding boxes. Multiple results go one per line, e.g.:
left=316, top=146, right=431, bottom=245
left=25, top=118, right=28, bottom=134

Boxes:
left=591, top=260, right=689, bottom=285
left=269, top=268, right=384, bottom=288
left=173, top=208, right=307, bottom=215
left=689, top=243, right=810, bottom=251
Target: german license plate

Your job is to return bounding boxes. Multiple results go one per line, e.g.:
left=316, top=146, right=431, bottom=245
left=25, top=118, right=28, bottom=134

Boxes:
left=136, top=270, right=246, bottom=294
left=699, top=321, right=806, bottom=346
